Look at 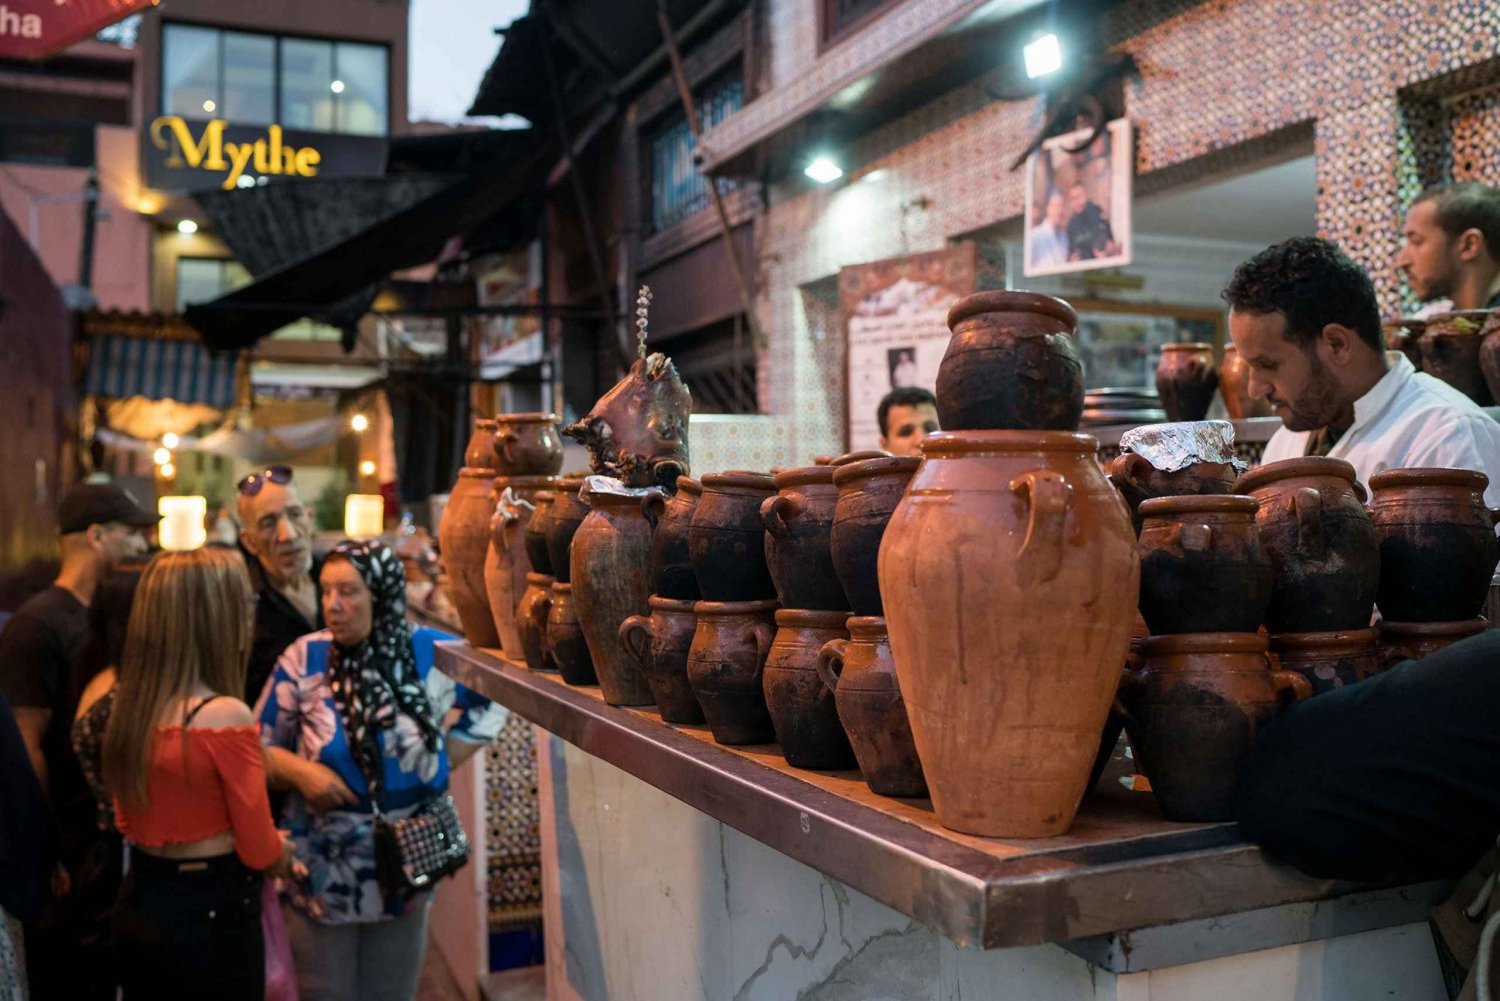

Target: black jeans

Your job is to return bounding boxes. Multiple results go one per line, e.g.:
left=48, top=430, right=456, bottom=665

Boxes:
left=1236, top=629, right=1500, bottom=884
left=112, top=851, right=264, bottom=1001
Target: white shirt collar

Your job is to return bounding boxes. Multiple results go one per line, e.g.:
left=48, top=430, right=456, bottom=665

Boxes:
left=1347, top=354, right=1414, bottom=434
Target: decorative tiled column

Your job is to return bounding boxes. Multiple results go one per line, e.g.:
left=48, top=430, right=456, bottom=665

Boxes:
left=1315, top=100, right=1407, bottom=317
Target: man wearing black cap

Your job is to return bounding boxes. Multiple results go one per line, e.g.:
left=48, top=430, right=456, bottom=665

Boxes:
left=0, top=481, right=153, bottom=998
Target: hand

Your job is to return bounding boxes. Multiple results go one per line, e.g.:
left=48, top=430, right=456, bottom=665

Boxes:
left=267, top=835, right=304, bottom=880
left=295, top=761, right=358, bottom=812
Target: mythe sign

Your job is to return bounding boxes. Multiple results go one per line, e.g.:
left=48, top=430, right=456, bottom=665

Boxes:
left=144, top=116, right=386, bottom=192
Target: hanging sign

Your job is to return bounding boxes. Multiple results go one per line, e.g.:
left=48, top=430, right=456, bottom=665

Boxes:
left=0, top=0, right=154, bottom=61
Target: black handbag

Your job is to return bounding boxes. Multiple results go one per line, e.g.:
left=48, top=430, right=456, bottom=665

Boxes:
left=370, top=792, right=471, bottom=899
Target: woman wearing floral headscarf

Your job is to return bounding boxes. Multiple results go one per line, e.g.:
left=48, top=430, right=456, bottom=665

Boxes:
left=254, top=541, right=503, bottom=1001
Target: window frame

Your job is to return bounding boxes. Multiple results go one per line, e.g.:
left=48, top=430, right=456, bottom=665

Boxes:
left=818, top=0, right=905, bottom=51
left=640, top=65, right=745, bottom=236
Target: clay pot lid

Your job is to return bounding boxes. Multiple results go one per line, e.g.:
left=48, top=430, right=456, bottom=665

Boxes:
left=675, top=476, right=703, bottom=496
left=692, top=598, right=779, bottom=616
left=701, top=471, right=776, bottom=492
left=473, top=418, right=497, bottom=429
left=648, top=595, right=697, bottom=612
left=920, top=430, right=1099, bottom=456
left=1269, top=627, right=1379, bottom=651
left=1378, top=617, right=1487, bottom=637
left=1138, top=494, right=1259, bottom=518
left=774, top=608, right=850, bottom=629
left=773, top=465, right=837, bottom=488
left=550, top=581, right=573, bottom=593
left=946, top=290, right=1077, bottom=330
left=495, top=412, right=559, bottom=424
left=1368, top=467, right=1490, bottom=492
left=1140, top=632, right=1269, bottom=655
left=830, top=449, right=892, bottom=466
left=845, top=616, right=888, bottom=640
left=494, top=474, right=558, bottom=489
left=525, top=572, right=554, bottom=586
left=1233, top=456, right=1357, bottom=495
left=1158, top=342, right=1214, bottom=352
left=832, top=455, right=921, bottom=488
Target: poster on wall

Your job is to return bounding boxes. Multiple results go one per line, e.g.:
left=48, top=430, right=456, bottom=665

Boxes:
left=1023, top=118, right=1133, bottom=278
left=840, top=244, right=977, bottom=451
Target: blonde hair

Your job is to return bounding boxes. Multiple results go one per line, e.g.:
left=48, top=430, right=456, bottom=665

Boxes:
left=103, top=548, right=254, bottom=811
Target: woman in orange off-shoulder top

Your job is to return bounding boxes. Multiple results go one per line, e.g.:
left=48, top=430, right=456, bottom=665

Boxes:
left=102, top=549, right=298, bottom=1001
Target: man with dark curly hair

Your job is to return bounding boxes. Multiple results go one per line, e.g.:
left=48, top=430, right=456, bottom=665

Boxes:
left=1222, top=236, right=1500, bottom=504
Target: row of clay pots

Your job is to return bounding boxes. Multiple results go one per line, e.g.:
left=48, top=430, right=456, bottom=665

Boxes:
left=462, top=413, right=566, bottom=476
left=1387, top=311, right=1500, bottom=407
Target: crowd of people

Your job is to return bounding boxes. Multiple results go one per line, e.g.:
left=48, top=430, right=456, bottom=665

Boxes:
left=0, top=467, right=503, bottom=1001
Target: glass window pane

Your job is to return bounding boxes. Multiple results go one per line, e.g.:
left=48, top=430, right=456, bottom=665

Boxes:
left=176, top=258, right=227, bottom=312
left=222, top=32, right=274, bottom=125
left=279, top=39, right=334, bottom=132
left=162, top=24, right=219, bottom=118
left=333, top=42, right=388, bottom=136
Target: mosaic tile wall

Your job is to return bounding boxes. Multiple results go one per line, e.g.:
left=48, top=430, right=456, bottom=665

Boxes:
left=484, top=711, right=544, bottom=928
left=711, top=0, right=1500, bottom=461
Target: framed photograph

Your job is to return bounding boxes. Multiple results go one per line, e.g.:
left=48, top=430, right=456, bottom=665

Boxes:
left=1023, top=117, right=1133, bottom=278
left=1070, top=299, right=1224, bottom=389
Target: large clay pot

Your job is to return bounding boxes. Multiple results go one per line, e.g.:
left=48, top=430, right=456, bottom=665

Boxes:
left=831, top=456, right=921, bottom=616
left=1233, top=457, right=1380, bottom=633
left=1420, top=311, right=1493, bottom=406
left=1367, top=468, right=1499, bottom=623
left=547, top=582, right=597, bottom=686
left=935, top=291, right=1084, bottom=431
left=493, top=412, right=565, bottom=476
left=1218, top=345, right=1271, bottom=419
left=761, top=467, right=848, bottom=612
left=1269, top=628, right=1380, bottom=698
left=1478, top=313, right=1500, bottom=403
left=763, top=609, right=855, bottom=770
left=438, top=468, right=501, bottom=648
left=483, top=475, right=555, bottom=657
left=689, top=472, right=777, bottom=601
left=516, top=573, right=555, bottom=671
left=1378, top=617, right=1487, bottom=668
left=829, top=450, right=891, bottom=467
left=1107, top=451, right=1238, bottom=535
left=642, top=477, right=701, bottom=600
left=816, top=617, right=927, bottom=797
left=686, top=599, right=778, bottom=745
left=1155, top=343, right=1220, bottom=423
left=878, top=430, right=1139, bottom=837
left=524, top=491, right=557, bottom=576
left=1122, top=633, right=1311, bottom=822
left=619, top=597, right=702, bottom=723
left=1137, top=495, right=1272, bottom=634
left=543, top=475, right=590, bottom=584
left=571, top=488, right=656, bottom=707
left=1385, top=319, right=1426, bottom=370
left=463, top=419, right=499, bottom=470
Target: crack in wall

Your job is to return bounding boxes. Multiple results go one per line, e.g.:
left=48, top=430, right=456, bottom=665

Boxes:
left=731, top=882, right=832, bottom=1001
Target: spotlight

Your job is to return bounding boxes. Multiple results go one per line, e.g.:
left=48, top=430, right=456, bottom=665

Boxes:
left=177, top=219, right=198, bottom=235
left=330, top=79, right=345, bottom=94
left=159, top=461, right=177, bottom=479
left=153, top=447, right=171, bottom=466
left=236, top=174, right=256, bottom=188
left=1024, top=33, right=1063, bottom=79
left=804, top=157, right=843, bottom=184
left=359, top=459, right=377, bottom=476
left=350, top=413, right=370, bottom=432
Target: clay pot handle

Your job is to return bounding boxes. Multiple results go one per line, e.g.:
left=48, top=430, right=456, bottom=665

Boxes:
left=1179, top=522, right=1213, bottom=553
left=497, top=430, right=521, bottom=469
left=737, top=621, right=776, bottom=665
left=816, top=638, right=849, bottom=695
left=1293, top=486, right=1324, bottom=559
left=641, top=492, right=666, bottom=530
left=760, top=493, right=803, bottom=537
left=1270, top=669, right=1313, bottom=710
left=1107, top=452, right=1151, bottom=491
left=1352, top=480, right=1368, bottom=504
left=1009, top=470, right=1074, bottom=586
left=1113, top=666, right=1145, bottom=723
left=618, top=615, right=651, bottom=669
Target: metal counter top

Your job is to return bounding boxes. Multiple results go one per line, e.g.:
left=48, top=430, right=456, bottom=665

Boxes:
left=437, top=641, right=1421, bottom=954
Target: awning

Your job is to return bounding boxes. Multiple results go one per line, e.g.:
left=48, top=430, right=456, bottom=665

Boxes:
left=81, top=312, right=237, bottom=408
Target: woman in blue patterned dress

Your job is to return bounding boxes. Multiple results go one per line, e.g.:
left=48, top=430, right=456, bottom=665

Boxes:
left=254, top=540, right=503, bottom=1001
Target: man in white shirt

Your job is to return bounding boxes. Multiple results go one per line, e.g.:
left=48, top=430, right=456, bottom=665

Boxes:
left=1222, top=236, right=1500, bottom=506
left=1394, top=182, right=1500, bottom=315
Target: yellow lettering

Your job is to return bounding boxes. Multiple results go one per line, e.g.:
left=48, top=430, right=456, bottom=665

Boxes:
left=294, top=148, right=321, bottom=177
left=269, top=126, right=283, bottom=173
left=149, top=116, right=226, bottom=170
left=222, top=142, right=255, bottom=190
left=149, top=117, right=324, bottom=185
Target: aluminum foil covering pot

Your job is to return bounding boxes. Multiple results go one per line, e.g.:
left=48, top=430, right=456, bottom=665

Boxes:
left=1119, top=421, right=1248, bottom=475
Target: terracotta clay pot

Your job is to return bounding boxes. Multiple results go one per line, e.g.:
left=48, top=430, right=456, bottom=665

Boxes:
left=642, top=477, right=701, bottom=600
left=761, top=467, right=848, bottom=612
left=543, top=475, right=590, bottom=584
left=1385, top=319, right=1426, bottom=370
left=831, top=456, right=921, bottom=616
left=1420, top=311, right=1493, bottom=406
left=483, top=475, right=555, bottom=658
left=1368, top=467, right=1499, bottom=623
left=438, top=468, right=501, bottom=648
left=829, top=450, right=891, bottom=467
left=762, top=609, right=855, bottom=770
left=619, top=597, right=703, bottom=723
left=1269, top=628, right=1380, bottom=698
left=523, top=491, right=557, bottom=577
left=1122, top=633, right=1311, bottom=822
left=493, top=412, right=565, bottom=476
left=1378, top=617, right=1488, bottom=668
left=817, top=617, right=927, bottom=797
left=1218, top=345, right=1271, bottom=419
left=547, top=582, right=597, bottom=686
left=1233, top=457, right=1380, bottom=633
left=1155, top=343, right=1220, bottom=423
left=935, top=291, right=1084, bottom=431
left=878, top=430, right=1139, bottom=837
left=686, top=599, right=778, bottom=745
left=1107, top=451, right=1238, bottom=535
left=1478, top=313, right=1500, bottom=403
left=814, top=455, right=835, bottom=466
left=689, top=472, right=777, bottom=601
left=1137, top=495, right=1273, bottom=634
left=463, top=419, right=499, bottom=470
left=516, top=573, right=555, bottom=671
left=571, top=488, right=656, bottom=707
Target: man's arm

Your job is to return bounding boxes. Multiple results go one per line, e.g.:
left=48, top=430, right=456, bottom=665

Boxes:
left=13, top=706, right=51, bottom=793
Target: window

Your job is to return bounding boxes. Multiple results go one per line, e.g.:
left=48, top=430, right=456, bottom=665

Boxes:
left=161, top=24, right=389, bottom=136
left=648, top=74, right=743, bottom=233
left=821, top=0, right=902, bottom=47
left=176, top=258, right=251, bottom=313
